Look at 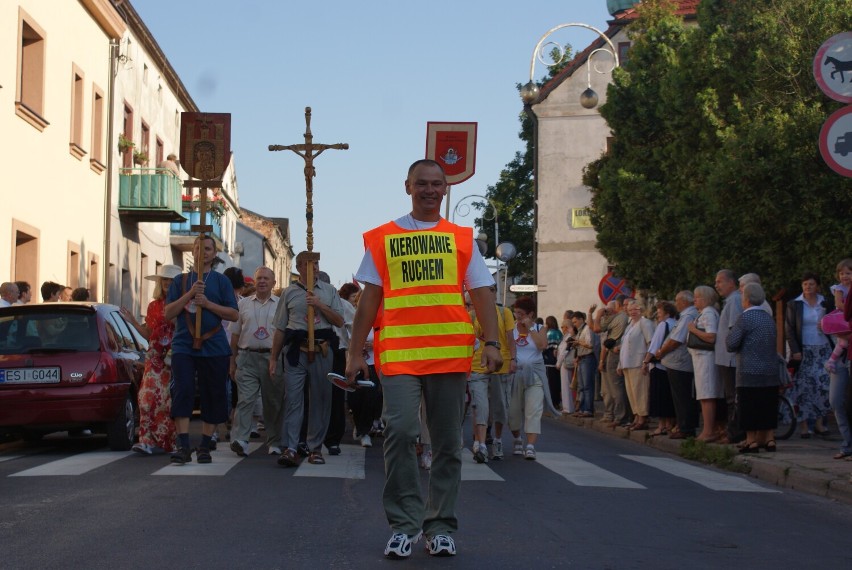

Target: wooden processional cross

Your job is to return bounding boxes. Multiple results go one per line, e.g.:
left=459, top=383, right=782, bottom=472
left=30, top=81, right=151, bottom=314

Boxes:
left=269, top=107, right=348, bottom=360
left=179, top=112, right=231, bottom=349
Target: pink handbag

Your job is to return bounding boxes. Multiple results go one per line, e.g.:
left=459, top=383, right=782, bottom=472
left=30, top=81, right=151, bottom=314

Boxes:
left=821, top=310, right=851, bottom=336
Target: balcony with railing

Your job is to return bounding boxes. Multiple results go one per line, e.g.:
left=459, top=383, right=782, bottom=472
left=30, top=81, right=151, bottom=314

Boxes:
left=118, top=168, right=185, bottom=222
left=170, top=210, right=223, bottom=252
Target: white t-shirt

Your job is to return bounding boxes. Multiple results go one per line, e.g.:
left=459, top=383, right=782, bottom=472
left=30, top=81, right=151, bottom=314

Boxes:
left=354, top=215, right=494, bottom=290
left=514, top=323, right=544, bottom=366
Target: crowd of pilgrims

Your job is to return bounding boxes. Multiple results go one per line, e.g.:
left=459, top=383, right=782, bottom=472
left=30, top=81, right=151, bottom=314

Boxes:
left=87, top=259, right=851, bottom=468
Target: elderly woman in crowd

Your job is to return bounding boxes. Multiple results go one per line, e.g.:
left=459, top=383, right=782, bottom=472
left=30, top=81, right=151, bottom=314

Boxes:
left=617, top=299, right=655, bottom=430
left=644, top=301, right=679, bottom=436
left=785, top=272, right=834, bottom=438
left=726, top=283, right=781, bottom=452
left=122, top=265, right=182, bottom=455
left=556, top=316, right=577, bottom=415
left=687, top=285, right=722, bottom=442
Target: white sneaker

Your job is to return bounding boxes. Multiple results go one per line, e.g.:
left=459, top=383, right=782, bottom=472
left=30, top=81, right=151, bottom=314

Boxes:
left=472, top=442, right=488, bottom=464
left=513, top=438, right=524, bottom=456
left=131, top=442, right=152, bottom=455
left=384, top=531, right=422, bottom=559
left=267, top=446, right=282, bottom=455
left=420, top=449, right=432, bottom=470
left=492, top=440, right=503, bottom=460
left=361, top=434, right=372, bottom=448
left=230, top=439, right=249, bottom=457
left=524, top=444, right=536, bottom=460
left=425, top=534, right=456, bottom=556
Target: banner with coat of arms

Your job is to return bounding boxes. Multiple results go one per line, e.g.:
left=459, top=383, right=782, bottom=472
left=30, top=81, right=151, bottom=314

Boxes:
left=425, top=122, right=477, bottom=185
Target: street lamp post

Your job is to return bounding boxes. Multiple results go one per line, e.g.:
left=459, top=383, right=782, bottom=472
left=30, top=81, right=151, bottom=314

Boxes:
left=518, top=22, right=620, bottom=306
left=452, top=194, right=514, bottom=305
left=520, top=23, right=619, bottom=107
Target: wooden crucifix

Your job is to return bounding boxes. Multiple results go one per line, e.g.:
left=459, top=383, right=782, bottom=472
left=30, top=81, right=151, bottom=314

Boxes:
left=269, top=107, right=348, bottom=361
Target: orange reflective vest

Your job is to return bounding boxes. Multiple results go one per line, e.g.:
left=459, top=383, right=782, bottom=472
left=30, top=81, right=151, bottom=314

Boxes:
left=364, top=218, right=475, bottom=376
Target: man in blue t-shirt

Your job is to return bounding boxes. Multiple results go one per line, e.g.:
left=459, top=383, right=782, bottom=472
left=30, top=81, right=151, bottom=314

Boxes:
left=165, top=236, right=239, bottom=464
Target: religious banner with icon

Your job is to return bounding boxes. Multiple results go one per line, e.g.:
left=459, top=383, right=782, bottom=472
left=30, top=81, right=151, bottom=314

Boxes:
left=425, top=122, right=477, bottom=185
left=180, top=112, right=231, bottom=181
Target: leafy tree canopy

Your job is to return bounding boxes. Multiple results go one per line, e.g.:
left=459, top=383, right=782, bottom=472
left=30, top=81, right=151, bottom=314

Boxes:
left=584, top=0, right=852, bottom=299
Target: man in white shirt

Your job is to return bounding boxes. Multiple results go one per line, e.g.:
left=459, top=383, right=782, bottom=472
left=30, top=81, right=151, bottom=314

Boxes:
left=229, top=267, right=286, bottom=457
left=0, top=282, right=19, bottom=308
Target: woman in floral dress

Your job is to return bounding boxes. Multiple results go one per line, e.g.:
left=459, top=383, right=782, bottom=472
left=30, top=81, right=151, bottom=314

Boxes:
left=122, top=265, right=182, bottom=455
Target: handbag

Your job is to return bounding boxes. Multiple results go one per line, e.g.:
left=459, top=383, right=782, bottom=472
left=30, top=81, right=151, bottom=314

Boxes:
left=687, top=328, right=714, bottom=351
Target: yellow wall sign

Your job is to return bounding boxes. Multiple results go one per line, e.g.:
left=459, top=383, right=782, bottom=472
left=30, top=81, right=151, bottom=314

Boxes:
left=385, top=231, right=458, bottom=290
left=571, top=208, right=593, bottom=228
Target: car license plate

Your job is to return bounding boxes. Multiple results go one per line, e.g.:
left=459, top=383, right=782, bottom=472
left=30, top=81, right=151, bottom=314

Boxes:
left=0, top=367, right=61, bottom=384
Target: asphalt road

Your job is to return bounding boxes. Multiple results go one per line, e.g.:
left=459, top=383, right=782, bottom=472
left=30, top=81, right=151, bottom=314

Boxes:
left=2, top=417, right=851, bottom=569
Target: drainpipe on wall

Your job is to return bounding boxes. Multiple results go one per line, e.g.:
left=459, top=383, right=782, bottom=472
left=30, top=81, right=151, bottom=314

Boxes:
left=525, top=102, right=539, bottom=291
left=103, top=39, right=119, bottom=303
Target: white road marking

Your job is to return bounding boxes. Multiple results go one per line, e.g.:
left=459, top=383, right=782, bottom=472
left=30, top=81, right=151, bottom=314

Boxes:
left=9, top=451, right=132, bottom=476
left=294, top=444, right=366, bottom=479
left=152, top=442, right=262, bottom=476
left=0, top=455, right=23, bottom=463
left=461, top=448, right=504, bottom=481
left=621, top=455, right=780, bottom=493
left=535, top=452, right=646, bottom=488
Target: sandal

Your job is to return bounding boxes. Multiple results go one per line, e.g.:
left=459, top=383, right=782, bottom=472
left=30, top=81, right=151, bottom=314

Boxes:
left=308, top=451, right=325, bottom=465
left=739, top=442, right=760, bottom=454
left=764, top=441, right=776, bottom=453
left=833, top=451, right=852, bottom=460
left=650, top=429, right=668, bottom=437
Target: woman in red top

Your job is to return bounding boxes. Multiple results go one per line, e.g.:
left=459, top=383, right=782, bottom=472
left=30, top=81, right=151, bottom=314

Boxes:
left=122, top=265, right=182, bottom=454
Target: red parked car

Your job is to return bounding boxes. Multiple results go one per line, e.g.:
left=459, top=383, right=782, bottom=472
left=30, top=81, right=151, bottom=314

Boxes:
left=0, top=303, right=147, bottom=450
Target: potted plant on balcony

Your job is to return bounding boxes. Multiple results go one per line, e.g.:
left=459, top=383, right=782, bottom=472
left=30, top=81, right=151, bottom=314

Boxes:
left=118, top=133, right=135, bottom=154
left=181, top=194, right=197, bottom=212
left=132, top=149, right=149, bottom=166
left=209, top=196, right=227, bottom=219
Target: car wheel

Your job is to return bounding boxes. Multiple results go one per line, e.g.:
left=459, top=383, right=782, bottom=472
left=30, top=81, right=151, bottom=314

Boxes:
left=107, top=392, right=137, bottom=451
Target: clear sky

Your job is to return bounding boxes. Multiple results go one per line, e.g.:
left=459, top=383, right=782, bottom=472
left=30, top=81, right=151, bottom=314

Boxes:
left=133, top=0, right=616, bottom=285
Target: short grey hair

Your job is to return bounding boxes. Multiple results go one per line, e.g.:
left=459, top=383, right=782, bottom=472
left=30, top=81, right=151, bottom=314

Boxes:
left=739, top=273, right=762, bottom=286
left=742, top=282, right=766, bottom=306
left=675, top=290, right=694, bottom=304
left=694, top=285, right=719, bottom=307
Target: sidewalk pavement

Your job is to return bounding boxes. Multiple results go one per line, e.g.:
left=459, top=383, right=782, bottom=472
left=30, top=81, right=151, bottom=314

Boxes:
left=559, top=412, right=852, bottom=505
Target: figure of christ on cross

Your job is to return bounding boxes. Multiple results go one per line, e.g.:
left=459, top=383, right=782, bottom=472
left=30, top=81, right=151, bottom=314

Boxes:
left=269, top=107, right=348, bottom=359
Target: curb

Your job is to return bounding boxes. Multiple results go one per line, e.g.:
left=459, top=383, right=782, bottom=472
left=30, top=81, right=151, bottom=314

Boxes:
left=557, top=413, right=852, bottom=506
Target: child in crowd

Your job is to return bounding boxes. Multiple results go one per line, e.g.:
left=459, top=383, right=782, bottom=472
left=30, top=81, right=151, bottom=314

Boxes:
left=827, top=258, right=852, bottom=369
left=824, top=259, right=852, bottom=461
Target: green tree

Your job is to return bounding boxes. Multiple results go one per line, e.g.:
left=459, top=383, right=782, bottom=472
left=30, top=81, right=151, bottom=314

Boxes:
left=585, top=0, right=852, bottom=298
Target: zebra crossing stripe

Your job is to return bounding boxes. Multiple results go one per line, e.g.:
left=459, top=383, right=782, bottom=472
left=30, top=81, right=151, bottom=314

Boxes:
left=460, top=449, right=504, bottom=481
left=0, top=455, right=23, bottom=464
left=294, top=444, right=366, bottom=479
left=152, top=442, right=263, bottom=476
left=621, top=455, right=779, bottom=493
left=9, top=451, right=132, bottom=476
left=535, top=452, right=646, bottom=488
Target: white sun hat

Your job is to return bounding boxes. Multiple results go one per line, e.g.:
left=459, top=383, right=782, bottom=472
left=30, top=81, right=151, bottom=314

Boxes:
left=144, top=264, right=183, bottom=281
